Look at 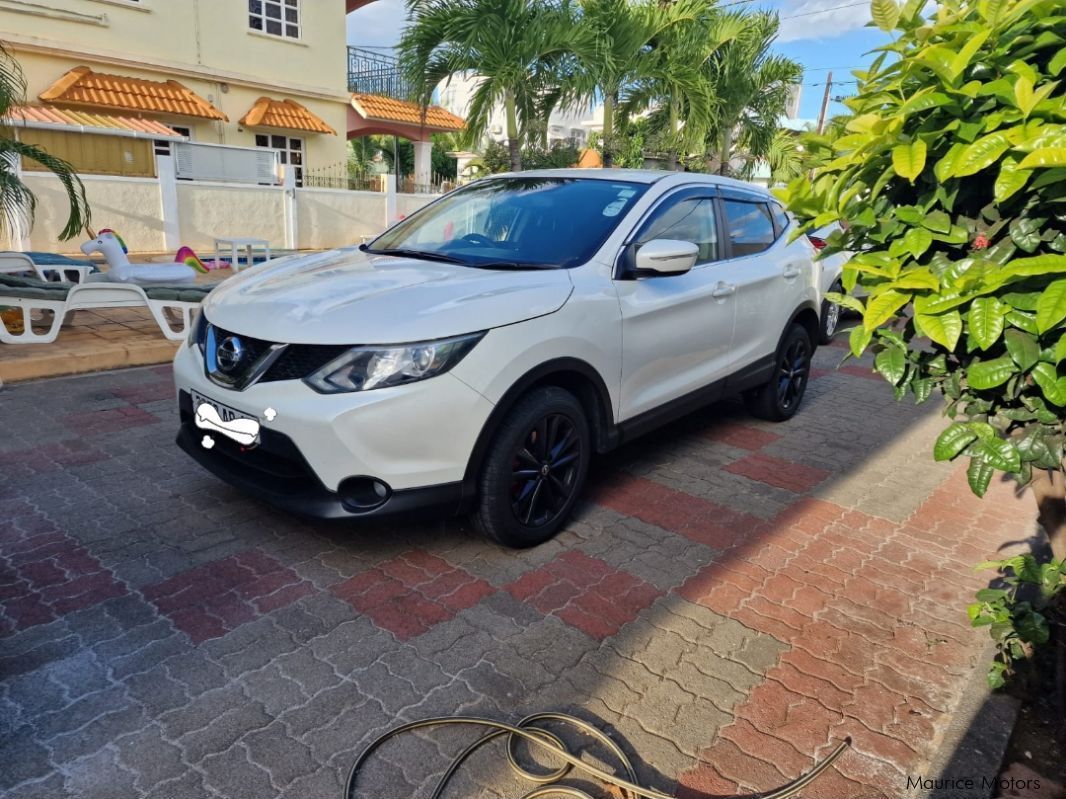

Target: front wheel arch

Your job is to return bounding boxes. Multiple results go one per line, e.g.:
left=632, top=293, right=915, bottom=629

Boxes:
left=461, top=358, right=615, bottom=503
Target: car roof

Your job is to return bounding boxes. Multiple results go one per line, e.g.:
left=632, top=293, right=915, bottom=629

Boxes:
left=486, top=168, right=774, bottom=196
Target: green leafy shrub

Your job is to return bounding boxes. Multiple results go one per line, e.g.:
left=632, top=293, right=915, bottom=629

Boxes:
left=779, top=0, right=1066, bottom=545
left=779, top=0, right=1066, bottom=685
left=969, top=555, right=1065, bottom=687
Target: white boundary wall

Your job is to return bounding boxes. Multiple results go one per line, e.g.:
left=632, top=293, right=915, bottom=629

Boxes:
left=2, top=157, right=435, bottom=254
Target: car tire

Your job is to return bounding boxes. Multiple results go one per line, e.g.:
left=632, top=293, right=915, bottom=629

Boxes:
left=819, top=280, right=843, bottom=344
left=745, top=323, right=813, bottom=422
left=473, top=386, right=591, bottom=548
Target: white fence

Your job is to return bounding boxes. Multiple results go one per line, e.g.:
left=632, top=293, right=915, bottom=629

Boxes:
left=3, top=158, right=433, bottom=254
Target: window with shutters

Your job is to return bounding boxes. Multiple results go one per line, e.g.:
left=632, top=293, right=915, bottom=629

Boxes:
left=20, top=130, right=155, bottom=178
left=255, top=134, right=304, bottom=187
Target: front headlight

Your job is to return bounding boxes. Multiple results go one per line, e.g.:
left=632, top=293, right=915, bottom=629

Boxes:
left=304, top=331, right=485, bottom=394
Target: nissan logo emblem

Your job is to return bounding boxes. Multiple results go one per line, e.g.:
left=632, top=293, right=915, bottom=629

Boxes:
left=216, top=336, right=245, bottom=373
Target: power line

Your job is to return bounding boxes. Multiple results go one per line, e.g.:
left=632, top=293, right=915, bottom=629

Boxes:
left=780, top=1, right=868, bottom=20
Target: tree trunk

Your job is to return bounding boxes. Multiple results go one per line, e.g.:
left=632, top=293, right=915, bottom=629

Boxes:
left=601, top=93, right=615, bottom=168
left=504, top=90, right=521, bottom=172
left=666, top=100, right=679, bottom=171
left=1031, top=468, right=1066, bottom=562
left=717, top=126, right=732, bottom=176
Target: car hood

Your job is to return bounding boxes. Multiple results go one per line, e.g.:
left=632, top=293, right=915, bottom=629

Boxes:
left=201, top=247, right=574, bottom=344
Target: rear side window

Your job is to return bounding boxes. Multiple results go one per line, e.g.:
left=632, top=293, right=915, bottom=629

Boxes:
left=635, top=197, right=719, bottom=264
left=771, top=202, right=790, bottom=235
left=723, top=200, right=776, bottom=257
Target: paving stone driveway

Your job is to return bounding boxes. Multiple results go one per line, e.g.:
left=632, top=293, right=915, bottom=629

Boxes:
left=0, top=341, right=1032, bottom=799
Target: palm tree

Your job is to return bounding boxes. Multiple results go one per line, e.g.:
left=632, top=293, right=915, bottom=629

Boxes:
left=567, top=0, right=713, bottom=167
left=398, top=0, right=583, bottom=172
left=1, top=43, right=90, bottom=242
left=621, top=4, right=745, bottom=170
left=701, top=11, right=802, bottom=177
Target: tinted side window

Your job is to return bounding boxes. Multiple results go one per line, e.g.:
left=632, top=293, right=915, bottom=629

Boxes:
left=723, top=200, right=776, bottom=257
left=635, top=198, right=719, bottom=264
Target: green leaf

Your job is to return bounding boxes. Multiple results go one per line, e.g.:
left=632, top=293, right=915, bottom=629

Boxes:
left=826, top=292, right=864, bottom=314
left=891, top=268, right=939, bottom=291
left=922, top=210, right=952, bottom=234
left=874, top=347, right=907, bottom=385
left=934, top=423, right=978, bottom=461
left=1016, top=148, right=1066, bottom=169
left=1005, top=329, right=1040, bottom=369
left=974, top=588, right=1009, bottom=602
left=1031, top=362, right=1066, bottom=406
left=954, top=132, right=1012, bottom=178
left=1036, top=279, right=1066, bottom=333
left=849, top=325, right=873, bottom=357
left=902, top=228, right=933, bottom=259
left=968, top=355, right=1018, bottom=389
left=995, top=156, right=1032, bottom=202
left=915, top=310, right=963, bottom=349
left=968, top=297, right=1006, bottom=350
left=892, top=140, right=927, bottom=182
left=1054, top=333, right=1066, bottom=363
left=1051, top=47, right=1066, bottom=77
left=950, top=30, right=991, bottom=80
left=1010, top=217, right=1044, bottom=254
left=967, top=456, right=996, bottom=496
left=934, top=143, right=966, bottom=182
left=870, top=0, right=900, bottom=31
left=863, top=289, right=911, bottom=331
left=971, top=435, right=1022, bottom=473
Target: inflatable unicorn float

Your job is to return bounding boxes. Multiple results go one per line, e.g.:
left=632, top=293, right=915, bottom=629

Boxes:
left=80, top=228, right=240, bottom=284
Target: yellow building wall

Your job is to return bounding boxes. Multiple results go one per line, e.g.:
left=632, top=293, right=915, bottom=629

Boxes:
left=1, top=1, right=351, bottom=170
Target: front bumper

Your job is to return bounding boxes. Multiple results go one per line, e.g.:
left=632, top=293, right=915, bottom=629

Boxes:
left=172, top=340, right=494, bottom=519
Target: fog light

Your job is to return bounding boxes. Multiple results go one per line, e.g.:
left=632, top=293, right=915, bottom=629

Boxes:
left=339, top=476, right=391, bottom=511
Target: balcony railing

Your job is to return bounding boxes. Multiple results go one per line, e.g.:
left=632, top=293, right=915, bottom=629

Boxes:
left=347, top=47, right=414, bottom=100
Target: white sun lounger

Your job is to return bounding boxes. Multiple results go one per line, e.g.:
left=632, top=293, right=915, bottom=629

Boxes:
left=0, top=251, right=95, bottom=284
left=0, top=273, right=210, bottom=344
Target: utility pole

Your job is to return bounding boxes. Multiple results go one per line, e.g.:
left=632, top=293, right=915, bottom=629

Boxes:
left=817, top=72, right=833, bottom=134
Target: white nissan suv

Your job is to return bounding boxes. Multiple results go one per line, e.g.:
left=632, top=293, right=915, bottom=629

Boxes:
left=174, top=170, right=820, bottom=547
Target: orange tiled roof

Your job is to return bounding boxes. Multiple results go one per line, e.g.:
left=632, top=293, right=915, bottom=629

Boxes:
left=7, top=105, right=185, bottom=137
left=240, top=97, right=336, bottom=135
left=351, top=93, right=465, bottom=132
left=40, top=66, right=227, bottom=121
left=576, top=147, right=603, bottom=168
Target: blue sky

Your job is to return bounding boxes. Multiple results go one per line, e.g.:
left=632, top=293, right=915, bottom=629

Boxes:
left=346, top=0, right=891, bottom=120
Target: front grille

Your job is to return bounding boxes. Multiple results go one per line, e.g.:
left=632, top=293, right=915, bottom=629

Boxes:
left=261, top=344, right=350, bottom=383
left=205, top=324, right=351, bottom=387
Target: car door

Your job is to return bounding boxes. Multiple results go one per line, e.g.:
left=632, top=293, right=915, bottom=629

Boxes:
left=718, top=192, right=810, bottom=369
left=614, top=190, right=740, bottom=420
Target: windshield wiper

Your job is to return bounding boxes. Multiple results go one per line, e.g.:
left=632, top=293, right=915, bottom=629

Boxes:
left=361, top=246, right=469, bottom=265
left=469, top=262, right=560, bottom=270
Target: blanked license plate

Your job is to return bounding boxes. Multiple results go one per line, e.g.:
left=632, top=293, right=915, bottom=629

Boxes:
left=190, top=390, right=257, bottom=424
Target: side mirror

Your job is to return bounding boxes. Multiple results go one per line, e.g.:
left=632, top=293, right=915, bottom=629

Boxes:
left=634, top=239, right=698, bottom=275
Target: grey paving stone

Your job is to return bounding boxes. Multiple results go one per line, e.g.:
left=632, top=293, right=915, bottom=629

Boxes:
left=177, top=701, right=273, bottom=763
left=242, top=721, right=318, bottom=788
left=0, top=729, right=53, bottom=790
left=113, top=723, right=189, bottom=791
left=199, top=743, right=276, bottom=799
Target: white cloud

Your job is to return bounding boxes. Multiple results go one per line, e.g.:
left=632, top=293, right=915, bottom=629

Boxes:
left=775, top=0, right=872, bottom=43
left=346, top=0, right=409, bottom=49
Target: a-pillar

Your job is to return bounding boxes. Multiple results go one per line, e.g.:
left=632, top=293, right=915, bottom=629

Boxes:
left=413, top=140, right=433, bottom=190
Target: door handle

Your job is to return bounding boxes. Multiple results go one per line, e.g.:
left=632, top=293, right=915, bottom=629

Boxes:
left=711, top=282, right=736, bottom=299
left=782, top=264, right=803, bottom=279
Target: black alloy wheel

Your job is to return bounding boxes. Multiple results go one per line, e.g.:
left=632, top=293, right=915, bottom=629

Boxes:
left=746, top=323, right=812, bottom=422
left=510, top=413, right=582, bottom=527
left=473, top=387, right=590, bottom=548
left=777, top=335, right=810, bottom=413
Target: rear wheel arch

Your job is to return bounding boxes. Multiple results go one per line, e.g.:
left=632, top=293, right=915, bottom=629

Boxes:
left=462, top=358, right=615, bottom=497
left=787, top=302, right=820, bottom=350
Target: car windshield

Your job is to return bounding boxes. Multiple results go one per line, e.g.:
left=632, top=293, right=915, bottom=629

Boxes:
left=365, top=177, right=649, bottom=269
